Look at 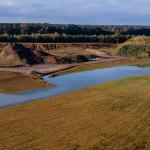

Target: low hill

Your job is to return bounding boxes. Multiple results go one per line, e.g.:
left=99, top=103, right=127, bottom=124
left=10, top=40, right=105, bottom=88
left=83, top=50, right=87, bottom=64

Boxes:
left=118, top=36, right=150, bottom=47
left=117, top=36, right=150, bottom=57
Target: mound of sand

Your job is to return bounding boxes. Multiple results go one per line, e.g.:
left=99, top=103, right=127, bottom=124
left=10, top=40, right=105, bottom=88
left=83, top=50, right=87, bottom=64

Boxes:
left=0, top=44, right=58, bottom=66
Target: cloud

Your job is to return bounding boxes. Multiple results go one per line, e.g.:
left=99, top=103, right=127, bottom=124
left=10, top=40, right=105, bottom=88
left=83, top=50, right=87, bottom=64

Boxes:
left=0, top=0, right=149, bottom=24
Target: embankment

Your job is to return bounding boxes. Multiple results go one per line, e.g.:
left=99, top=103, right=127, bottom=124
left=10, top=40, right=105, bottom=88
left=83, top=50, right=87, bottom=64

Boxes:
left=0, top=43, right=116, bottom=66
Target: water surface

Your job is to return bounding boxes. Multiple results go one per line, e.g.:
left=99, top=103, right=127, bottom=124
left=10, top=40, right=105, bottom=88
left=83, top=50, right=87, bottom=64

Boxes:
left=0, top=66, right=150, bottom=108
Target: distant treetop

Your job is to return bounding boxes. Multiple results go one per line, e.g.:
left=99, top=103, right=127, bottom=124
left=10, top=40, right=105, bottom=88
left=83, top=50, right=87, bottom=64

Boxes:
left=0, top=23, right=150, bottom=36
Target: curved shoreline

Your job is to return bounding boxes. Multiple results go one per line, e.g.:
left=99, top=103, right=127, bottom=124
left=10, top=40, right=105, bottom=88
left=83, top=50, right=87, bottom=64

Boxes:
left=1, top=65, right=150, bottom=108
left=0, top=57, right=127, bottom=76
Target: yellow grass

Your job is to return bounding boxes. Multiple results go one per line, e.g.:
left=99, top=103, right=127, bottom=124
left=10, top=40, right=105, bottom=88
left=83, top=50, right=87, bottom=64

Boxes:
left=0, top=72, right=50, bottom=93
left=0, top=75, right=149, bottom=149
left=49, top=47, right=93, bottom=57
left=116, top=36, right=150, bottom=51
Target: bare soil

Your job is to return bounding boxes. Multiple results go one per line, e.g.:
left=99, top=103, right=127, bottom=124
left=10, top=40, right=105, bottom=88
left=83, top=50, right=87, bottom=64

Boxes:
left=0, top=57, right=127, bottom=76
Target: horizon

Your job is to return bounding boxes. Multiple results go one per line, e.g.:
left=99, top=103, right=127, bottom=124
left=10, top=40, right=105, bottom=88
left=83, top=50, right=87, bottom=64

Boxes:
left=0, top=23, right=150, bottom=27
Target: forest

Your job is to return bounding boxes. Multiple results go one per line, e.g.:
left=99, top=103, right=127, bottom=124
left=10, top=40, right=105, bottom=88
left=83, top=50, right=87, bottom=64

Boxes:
left=0, top=24, right=150, bottom=43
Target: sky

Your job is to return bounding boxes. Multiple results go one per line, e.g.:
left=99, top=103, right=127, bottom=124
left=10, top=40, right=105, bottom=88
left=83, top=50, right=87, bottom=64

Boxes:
left=0, top=0, right=150, bottom=25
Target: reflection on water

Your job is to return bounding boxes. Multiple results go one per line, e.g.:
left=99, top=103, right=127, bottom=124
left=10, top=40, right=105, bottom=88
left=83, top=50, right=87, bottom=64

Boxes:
left=0, top=66, right=150, bottom=107
left=89, top=57, right=101, bottom=61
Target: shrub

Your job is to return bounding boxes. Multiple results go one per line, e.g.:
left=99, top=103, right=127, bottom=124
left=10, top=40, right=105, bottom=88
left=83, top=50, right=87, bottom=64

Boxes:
left=117, top=44, right=145, bottom=57
left=147, top=51, right=150, bottom=57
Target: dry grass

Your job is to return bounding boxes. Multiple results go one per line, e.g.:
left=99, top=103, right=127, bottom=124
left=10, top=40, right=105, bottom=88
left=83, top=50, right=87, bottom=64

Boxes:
left=48, top=46, right=115, bottom=59
left=0, top=72, right=50, bottom=93
left=49, top=47, right=93, bottom=57
left=0, top=75, right=150, bottom=149
left=116, top=36, right=150, bottom=50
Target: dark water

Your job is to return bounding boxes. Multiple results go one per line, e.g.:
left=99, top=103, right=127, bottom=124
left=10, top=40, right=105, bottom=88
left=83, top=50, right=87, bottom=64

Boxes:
left=0, top=66, right=150, bottom=108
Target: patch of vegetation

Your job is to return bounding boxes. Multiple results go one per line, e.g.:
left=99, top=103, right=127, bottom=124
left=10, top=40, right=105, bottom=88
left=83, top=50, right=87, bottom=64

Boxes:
left=0, top=75, right=150, bottom=149
left=117, top=44, right=145, bottom=57
left=59, top=55, right=89, bottom=63
left=0, top=34, right=129, bottom=43
left=1, top=24, right=150, bottom=36
left=117, top=36, right=150, bottom=58
left=0, top=72, right=50, bottom=93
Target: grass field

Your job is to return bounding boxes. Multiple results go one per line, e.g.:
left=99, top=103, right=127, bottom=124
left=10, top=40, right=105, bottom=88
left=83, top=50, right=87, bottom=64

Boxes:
left=0, top=75, right=149, bottom=149
left=0, top=72, right=50, bottom=93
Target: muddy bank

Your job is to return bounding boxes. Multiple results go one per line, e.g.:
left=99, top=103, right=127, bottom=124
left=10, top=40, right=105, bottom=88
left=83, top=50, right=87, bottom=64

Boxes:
left=0, top=42, right=117, bottom=66
left=0, top=57, right=128, bottom=76
left=0, top=43, right=59, bottom=66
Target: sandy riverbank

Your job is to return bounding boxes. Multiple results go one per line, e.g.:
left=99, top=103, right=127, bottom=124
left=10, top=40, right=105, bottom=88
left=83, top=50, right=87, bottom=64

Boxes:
left=0, top=57, right=127, bottom=76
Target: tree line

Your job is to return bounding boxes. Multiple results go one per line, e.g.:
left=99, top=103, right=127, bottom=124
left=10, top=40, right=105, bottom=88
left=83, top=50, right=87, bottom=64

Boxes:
left=0, top=23, right=150, bottom=43
left=0, top=24, right=150, bottom=35
left=0, top=34, right=130, bottom=43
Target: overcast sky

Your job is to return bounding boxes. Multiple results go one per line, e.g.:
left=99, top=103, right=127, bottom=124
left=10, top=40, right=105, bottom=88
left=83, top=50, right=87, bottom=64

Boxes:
left=0, top=0, right=150, bottom=25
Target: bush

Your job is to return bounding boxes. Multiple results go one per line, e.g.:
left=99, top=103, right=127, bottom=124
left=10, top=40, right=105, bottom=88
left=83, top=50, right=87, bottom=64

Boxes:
left=73, top=55, right=89, bottom=63
left=117, top=44, right=145, bottom=57
left=147, top=51, right=150, bottom=57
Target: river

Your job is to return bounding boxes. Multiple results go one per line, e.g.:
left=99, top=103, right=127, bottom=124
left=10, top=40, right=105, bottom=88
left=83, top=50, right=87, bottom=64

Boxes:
left=0, top=66, right=150, bottom=108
